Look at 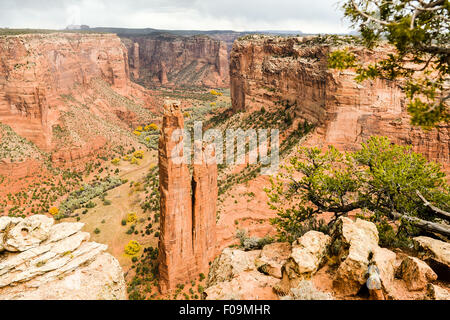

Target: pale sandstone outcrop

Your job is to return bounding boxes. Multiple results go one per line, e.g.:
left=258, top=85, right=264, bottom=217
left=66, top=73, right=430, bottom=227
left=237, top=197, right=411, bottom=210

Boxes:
left=208, top=217, right=443, bottom=300
left=413, top=236, right=450, bottom=273
left=425, top=284, right=450, bottom=300
left=255, top=242, right=291, bottom=279
left=274, top=231, right=330, bottom=295
left=0, top=215, right=126, bottom=300
left=397, top=256, right=438, bottom=291
left=331, top=217, right=396, bottom=296
left=281, top=280, right=334, bottom=300
left=207, top=248, right=261, bottom=287
left=204, top=271, right=278, bottom=300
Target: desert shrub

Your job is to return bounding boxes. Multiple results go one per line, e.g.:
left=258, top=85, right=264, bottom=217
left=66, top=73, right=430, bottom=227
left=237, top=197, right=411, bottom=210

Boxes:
left=131, top=157, right=140, bottom=165
left=121, top=219, right=127, bottom=226
left=57, top=176, right=123, bottom=217
left=236, top=229, right=273, bottom=251
left=125, top=240, right=141, bottom=256
left=94, top=228, right=100, bottom=234
left=133, top=131, right=142, bottom=136
left=111, top=158, right=121, bottom=165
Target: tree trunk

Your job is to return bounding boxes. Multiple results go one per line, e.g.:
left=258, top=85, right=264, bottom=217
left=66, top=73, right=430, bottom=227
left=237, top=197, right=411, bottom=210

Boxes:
left=416, top=190, right=450, bottom=222
left=391, top=211, right=450, bottom=237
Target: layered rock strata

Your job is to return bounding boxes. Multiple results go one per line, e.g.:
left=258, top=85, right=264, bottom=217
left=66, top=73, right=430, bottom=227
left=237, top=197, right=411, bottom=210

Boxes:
left=229, top=36, right=449, bottom=165
left=158, top=101, right=217, bottom=293
left=122, top=34, right=229, bottom=87
left=0, top=33, right=130, bottom=150
left=0, top=215, right=126, bottom=300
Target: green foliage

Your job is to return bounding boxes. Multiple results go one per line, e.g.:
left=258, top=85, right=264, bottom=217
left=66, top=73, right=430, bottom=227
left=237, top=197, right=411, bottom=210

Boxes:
left=265, top=136, right=449, bottom=243
left=57, top=176, right=123, bottom=218
left=334, top=0, right=450, bottom=128
left=328, top=49, right=357, bottom=70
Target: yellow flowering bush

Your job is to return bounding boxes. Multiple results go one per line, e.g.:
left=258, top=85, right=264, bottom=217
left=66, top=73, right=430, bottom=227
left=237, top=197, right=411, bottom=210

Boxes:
left=133, top=150, right=144, bottom=159
left=133, top=131, right=142, bottom=136
left=48, top=207, right=59, bottom=216
left=210, top=89, right=223, bottom=96
left=131, top=157, right=140, bottom=165
left=124, top=240, right=141, bottom=256
left=126, top=212, right=137, bottom=224
left=210, top=102, right=217, bottom=107
left=111, top=158, right=121, bottom=165
left=136, top=126, right=143, bottom=132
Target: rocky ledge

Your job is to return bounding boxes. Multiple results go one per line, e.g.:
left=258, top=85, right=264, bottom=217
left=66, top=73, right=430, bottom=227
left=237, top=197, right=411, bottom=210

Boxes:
left=205, top=217, right=450, bottom=300
left=0, top=215, right=126, bottom=300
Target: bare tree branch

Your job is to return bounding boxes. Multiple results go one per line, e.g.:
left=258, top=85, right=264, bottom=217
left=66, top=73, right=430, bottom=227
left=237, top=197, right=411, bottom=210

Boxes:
left=390, top=210, right=450, bottom=237
left=416, top=190, right=450, bottom=222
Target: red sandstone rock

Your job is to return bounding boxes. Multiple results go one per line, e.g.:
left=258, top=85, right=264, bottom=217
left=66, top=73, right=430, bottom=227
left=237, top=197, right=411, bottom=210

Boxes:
left=229, top=36, right=449, bottom=166
left=192, top=142, right=218, bottom=271
left=0, top=33, right=132, bottom=150
left=122, top=34, right=229, bottom=88
left=158, top=101, right=217, bottom=293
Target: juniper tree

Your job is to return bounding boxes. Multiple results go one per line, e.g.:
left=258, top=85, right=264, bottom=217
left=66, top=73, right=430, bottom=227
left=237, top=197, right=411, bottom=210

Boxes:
left=265, top=136, right=450, bottom=243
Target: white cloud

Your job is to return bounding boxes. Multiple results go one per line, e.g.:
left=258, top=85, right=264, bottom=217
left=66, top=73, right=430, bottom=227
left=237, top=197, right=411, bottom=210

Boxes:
left=0, top=0, right=351, bottom=33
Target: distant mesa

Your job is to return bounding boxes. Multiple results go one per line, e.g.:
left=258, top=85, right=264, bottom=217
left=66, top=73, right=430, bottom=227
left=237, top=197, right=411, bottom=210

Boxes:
left=65, top=25, right=90, bottom=30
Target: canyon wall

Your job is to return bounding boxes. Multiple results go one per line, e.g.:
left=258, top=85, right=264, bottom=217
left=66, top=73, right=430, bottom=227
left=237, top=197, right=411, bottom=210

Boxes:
left=230, top=36, right=449, bottom=165
left=122, top=34, right=229, bottom=88
left=0, top=33, right=132, bottom=151
left=158, top=101, right=217, bottom=293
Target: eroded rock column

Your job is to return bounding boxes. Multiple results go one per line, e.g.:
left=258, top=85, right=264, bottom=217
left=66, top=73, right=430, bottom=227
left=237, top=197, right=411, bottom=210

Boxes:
left=158, top=101, right=195, bottom=293
left=192, top=142, right=218, bottom=273
left=158, top=101, right=217, bottom=293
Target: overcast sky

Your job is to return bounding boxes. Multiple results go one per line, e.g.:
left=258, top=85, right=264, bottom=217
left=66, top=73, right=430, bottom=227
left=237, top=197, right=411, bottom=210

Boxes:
left=0, top=0, right=351, bottom=34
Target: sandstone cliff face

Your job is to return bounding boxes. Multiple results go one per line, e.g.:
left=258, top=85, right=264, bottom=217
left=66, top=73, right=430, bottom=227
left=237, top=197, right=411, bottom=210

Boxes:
left=0, top=215, right=126, bottom=300
left=0, top=33, right=132, bottom=151
left=122, top=34, right=229, bottom=88
left=158, top=101, right=217, bottom=293
left=230, top=36, right=450, bottom=165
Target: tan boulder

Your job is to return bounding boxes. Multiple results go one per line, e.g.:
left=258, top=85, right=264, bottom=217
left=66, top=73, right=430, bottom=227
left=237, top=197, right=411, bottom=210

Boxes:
left=255, top=242, right=291, bottom=278
left=0, top=216, right=126, bottom=300
left=397, top=256, right=437, bottom=291
left=207, top=248, right=260, bottom=287
left=331, top=217, right=396, bottom=296
left=425, top=284, right=450, bottom=300
left=204, top=271, right=278, bottom=300
left=3, top=215, right=54, bottom=252
left=413, top=236, right=450, bottom=275
left=281, top=280, right=334, bottom=300
left=274, top=231, right=330, bottom=295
